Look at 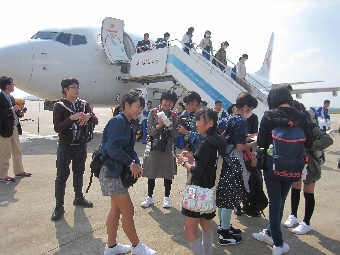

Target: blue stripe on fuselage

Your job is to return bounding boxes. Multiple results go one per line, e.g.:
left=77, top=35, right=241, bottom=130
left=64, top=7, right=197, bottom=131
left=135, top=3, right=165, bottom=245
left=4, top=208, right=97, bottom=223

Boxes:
left=167, top=54, right=231, bottom=109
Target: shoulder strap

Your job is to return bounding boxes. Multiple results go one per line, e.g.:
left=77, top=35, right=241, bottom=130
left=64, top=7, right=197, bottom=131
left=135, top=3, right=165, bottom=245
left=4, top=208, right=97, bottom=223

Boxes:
left=81, top=100, right=86, bottom=113
left=56, top=101, right=75, bottom=113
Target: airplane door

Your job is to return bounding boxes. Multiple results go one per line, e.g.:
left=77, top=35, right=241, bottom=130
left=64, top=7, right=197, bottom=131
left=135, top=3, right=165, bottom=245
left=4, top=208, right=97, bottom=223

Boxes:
left=102, top=17, right=130, bottom=64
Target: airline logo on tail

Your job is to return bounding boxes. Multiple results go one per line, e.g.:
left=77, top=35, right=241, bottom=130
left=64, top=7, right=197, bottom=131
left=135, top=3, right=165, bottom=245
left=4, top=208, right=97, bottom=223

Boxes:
left=255, top=33, right=274, bottom=80
left=266, top=50, right=272, bottom=73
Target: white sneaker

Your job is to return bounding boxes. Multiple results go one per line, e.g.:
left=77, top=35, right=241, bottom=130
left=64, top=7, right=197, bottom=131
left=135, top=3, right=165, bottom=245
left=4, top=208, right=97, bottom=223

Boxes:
left=272, top=242, right=290, bottom=255
left=131, top=242, right=157, bottom=255
left=141, top=196, right=154, bottom=208
left=283, top=215, right=298, bottom=228
left=293, top=221, right=312, bottom=235
left=163, top=197, right=171, bottom=208
left=104, top=243, right=131, bottom=255
left=252, top=229, right=274, bottom=246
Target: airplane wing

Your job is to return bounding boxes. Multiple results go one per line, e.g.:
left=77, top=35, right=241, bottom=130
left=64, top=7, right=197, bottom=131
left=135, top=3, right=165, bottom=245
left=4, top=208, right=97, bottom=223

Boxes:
left=290, top=87, right=340, bottom=99
left=272, top=81, right=324, bottom=86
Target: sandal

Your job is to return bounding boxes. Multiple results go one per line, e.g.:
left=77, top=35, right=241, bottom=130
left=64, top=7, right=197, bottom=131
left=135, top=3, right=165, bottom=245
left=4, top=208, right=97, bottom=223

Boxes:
left=15, top=172, right=32, bottom=177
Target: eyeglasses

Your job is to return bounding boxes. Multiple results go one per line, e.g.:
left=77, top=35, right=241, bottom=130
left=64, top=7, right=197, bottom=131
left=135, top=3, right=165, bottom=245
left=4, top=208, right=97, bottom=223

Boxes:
left=68, top=86, right=80, bottom=90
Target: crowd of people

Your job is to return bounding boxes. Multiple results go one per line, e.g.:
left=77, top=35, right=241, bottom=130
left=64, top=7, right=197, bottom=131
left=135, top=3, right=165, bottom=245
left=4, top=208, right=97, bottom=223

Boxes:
left=136, top=28, right=248, bottom=82
left=100, top=86, right=334, bottom=255
left=0, top=74, right=335, bottom=255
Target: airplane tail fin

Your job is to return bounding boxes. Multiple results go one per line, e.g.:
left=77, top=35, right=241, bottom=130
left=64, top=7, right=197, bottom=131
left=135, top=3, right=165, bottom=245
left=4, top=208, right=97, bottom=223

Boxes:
left=255, top=33, right=274, bottom=80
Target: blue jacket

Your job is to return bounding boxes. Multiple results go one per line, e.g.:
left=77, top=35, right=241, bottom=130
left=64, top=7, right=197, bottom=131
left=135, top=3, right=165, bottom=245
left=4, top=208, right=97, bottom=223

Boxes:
left=100, top=113, right=140, bottom=178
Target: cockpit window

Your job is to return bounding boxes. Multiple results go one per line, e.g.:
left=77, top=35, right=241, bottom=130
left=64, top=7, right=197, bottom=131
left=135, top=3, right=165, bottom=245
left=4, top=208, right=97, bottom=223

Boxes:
left=31, top=31, right=87, bottom=46
left=55, top=33, right=72, bottom=45
left=72, top=35, right=87, bottom=45
left=31, top=31, right=58, bottom=40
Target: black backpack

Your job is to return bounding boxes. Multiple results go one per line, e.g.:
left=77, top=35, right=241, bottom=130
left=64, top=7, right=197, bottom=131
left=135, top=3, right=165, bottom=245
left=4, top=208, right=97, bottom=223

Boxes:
left=57, top=100, right=94, bottom=144
left=242, top=166, right=268, bottom=214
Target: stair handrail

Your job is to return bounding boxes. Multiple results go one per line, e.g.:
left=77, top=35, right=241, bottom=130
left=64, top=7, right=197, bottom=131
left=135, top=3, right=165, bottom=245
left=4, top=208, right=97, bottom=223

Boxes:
left=211, top=49, right=267, bottom=91
left=139, top=39, right=267, bottom=102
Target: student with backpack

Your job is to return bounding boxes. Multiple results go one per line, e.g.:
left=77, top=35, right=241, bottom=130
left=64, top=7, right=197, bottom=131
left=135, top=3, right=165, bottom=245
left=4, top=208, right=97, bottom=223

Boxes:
left=51, top=78, right=98, bottom=221
left=283, top=102, right=333, bottom=235
left=217, top=92, right=258, bottom=245
left=252, top=86, right=313, bottom=255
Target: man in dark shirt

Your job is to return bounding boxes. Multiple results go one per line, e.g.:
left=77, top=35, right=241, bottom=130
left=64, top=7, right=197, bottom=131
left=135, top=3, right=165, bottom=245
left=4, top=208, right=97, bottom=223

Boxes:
left=51, top=77, right=98, bottom=221
left=137, top=33, right=151, bottom=53
left=156, top=32, right=170, bottom=49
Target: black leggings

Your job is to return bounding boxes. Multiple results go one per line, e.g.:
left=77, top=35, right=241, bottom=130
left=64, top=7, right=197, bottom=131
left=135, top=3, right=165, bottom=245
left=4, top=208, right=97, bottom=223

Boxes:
left=148, top=178, right=172, bottom=197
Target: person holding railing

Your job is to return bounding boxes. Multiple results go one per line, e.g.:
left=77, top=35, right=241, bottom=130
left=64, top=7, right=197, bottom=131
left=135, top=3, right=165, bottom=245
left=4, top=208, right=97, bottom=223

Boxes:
left=156, top=32, right=170, bottom=49
left=137, top=33, right=152, bottom=53
left=199, top=30, right=213, bottom=61
left=182, top=27, right=195, bottom=55
left=236, top=54, right=251, bottom=92
left=214, top=41, right=229, bottom=71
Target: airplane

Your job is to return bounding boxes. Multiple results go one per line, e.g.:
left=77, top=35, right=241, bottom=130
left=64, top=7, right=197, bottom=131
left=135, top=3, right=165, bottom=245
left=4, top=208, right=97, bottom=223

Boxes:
left=0, top=18, right=338, bottom=111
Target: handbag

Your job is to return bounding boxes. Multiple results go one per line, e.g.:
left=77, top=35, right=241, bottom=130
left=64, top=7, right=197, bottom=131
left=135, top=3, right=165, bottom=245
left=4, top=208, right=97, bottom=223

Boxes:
left=120, top=126, right=138, bottom=187
left=182, top=185, right=215, bottom=214
left=120, top=165, right=138, bottom=187
left=150, top=130, right=169, bottom=152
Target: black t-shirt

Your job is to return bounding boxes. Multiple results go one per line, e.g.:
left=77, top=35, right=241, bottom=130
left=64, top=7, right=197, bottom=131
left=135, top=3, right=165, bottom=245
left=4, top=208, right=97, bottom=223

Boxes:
left=137, top=40, right=151, bottom=53
left=246, top=113, right=259, bottom=134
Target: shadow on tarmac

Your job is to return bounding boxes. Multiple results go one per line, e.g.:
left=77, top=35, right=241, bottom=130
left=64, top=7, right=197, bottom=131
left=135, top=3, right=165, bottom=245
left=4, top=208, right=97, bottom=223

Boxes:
left=50, top=207, right=104, bottom=255
left=0, top=179, right=20, bottom=207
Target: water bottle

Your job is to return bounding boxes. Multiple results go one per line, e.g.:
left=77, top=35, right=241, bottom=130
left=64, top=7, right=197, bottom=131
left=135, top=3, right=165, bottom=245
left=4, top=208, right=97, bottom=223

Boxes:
left=144, top=142, right=151, bottom=157
left=302, top=164, right=308, bottom=180
left=267, top=144, right=274, bottom=156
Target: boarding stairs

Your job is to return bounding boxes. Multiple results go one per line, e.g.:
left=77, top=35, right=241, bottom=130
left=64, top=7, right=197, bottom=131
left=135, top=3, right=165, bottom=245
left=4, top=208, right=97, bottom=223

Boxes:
left=120, top=41, right=269, bottom=114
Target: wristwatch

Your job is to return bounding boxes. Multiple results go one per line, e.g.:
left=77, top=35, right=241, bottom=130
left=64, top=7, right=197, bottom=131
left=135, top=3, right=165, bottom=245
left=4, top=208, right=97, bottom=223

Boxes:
left=181, top=160, right=188, bottom=167
left=129, top=160, right=135, bottom=167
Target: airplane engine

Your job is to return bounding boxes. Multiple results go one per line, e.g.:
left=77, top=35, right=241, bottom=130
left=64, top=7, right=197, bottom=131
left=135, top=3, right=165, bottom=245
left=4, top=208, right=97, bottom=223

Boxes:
left=332, top=91, right=338, bottom=97
left=296, top=94, right=302, bottom=99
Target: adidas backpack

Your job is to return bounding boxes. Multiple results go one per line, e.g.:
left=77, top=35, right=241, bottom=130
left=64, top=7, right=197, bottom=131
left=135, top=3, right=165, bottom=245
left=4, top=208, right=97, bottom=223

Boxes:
left=266, top=109, right=306, bottom=182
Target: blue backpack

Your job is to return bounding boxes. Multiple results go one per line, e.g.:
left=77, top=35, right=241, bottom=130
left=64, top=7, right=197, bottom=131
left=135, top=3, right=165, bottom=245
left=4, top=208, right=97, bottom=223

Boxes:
left=266, top=110, right=306, bottom=182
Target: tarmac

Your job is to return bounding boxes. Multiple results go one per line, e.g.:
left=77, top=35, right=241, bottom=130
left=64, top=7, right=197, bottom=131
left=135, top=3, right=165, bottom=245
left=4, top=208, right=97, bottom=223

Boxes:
left=0, top=100, right=339, bottom=255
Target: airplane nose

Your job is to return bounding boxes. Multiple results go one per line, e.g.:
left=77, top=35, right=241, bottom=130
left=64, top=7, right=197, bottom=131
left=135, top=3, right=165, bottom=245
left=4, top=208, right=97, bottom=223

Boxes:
left=0, top=41, right=33, bottom=89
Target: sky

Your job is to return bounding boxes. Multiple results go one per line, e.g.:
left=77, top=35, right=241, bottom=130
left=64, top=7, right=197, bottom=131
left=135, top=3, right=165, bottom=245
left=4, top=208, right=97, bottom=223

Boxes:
left=1, top=0, right=339, bottom=107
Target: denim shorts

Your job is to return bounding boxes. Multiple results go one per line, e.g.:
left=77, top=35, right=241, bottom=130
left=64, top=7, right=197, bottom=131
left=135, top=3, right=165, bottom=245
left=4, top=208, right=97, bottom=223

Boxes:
left=99, top=166, right=128, bottom=196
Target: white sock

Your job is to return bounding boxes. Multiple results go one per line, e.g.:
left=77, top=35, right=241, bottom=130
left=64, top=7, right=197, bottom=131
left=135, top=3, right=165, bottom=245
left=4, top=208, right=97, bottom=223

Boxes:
left=202, top=229, right=213, bottom=255
left=189, top=238, right=205, bottom=255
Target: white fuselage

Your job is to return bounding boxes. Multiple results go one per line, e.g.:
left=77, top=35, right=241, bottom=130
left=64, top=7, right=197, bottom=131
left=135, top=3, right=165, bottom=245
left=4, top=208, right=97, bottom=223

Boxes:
left=0, top=26, right=168, bottom=106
